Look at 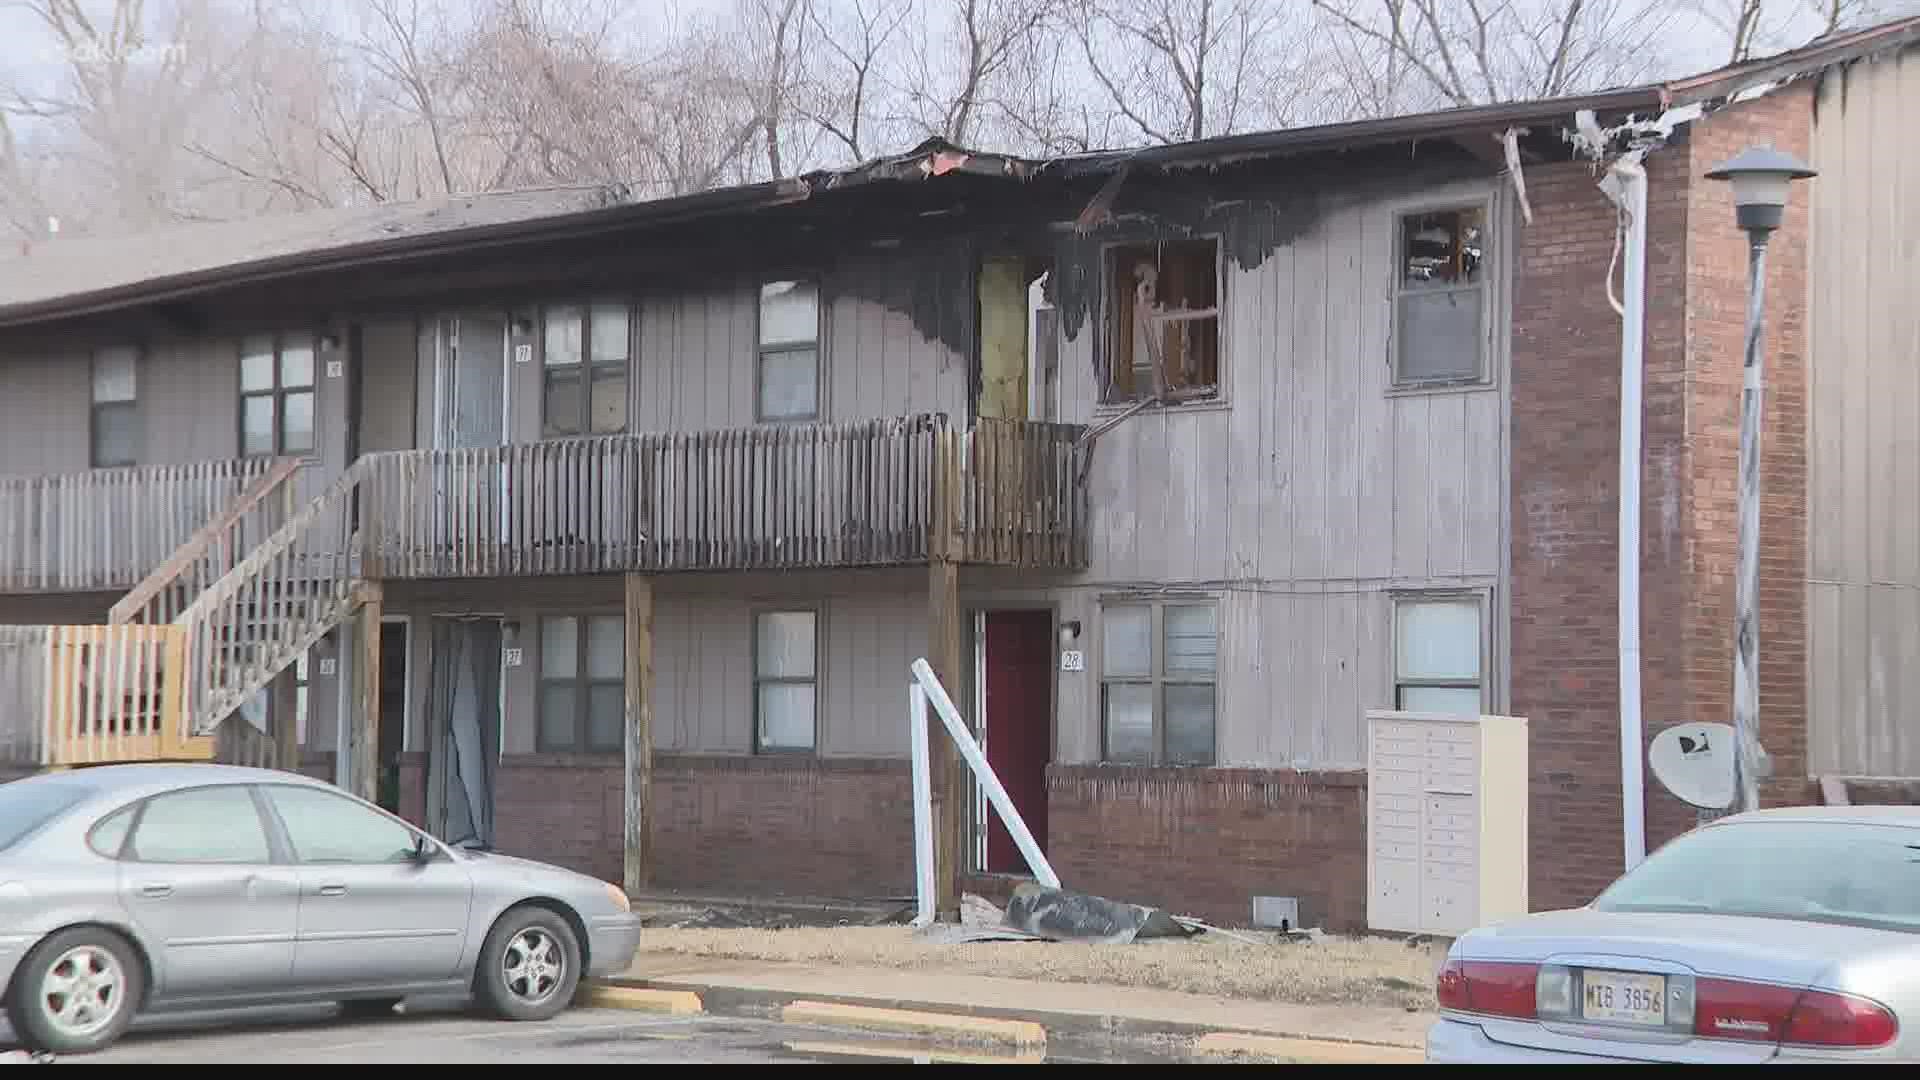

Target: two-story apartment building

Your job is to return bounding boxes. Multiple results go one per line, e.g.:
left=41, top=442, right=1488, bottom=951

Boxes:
left=3, top=19, right=1917, bottom=930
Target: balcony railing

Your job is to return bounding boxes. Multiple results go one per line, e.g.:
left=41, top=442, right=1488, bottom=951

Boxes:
left=0, top=458, right=289, bottom=593
left=360, top=414, right=1087, bottom=576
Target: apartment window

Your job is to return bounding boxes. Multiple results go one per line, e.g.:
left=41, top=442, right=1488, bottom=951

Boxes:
left=1100, top=601, right=1216, bottom=766
left=90, top=346, right=139, bottom=467
left=1394, top=596, right=1484, bottom=715
left=537, top=615, right=624, bottom=753
left=754, top=610, right=817, bottom=752
left=1105, top=239, right=1219, bottom=404
left=757, top=280, right=819, bottom=421
left=240, top=332, right=316, bottom=456
left=1394, top=206, right=1488, bottom=386
left=542, top=302, right=629, bottom=437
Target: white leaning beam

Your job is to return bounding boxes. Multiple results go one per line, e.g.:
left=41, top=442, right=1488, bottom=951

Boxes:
left=909, top=683, right=937, bottom=927
left=910, top=657, right=1062, bottom=890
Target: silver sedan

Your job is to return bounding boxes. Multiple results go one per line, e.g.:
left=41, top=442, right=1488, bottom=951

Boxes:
left=1428, top=806, right=1920, bottom=1062
left=0, top=763, right=642, bottom=1055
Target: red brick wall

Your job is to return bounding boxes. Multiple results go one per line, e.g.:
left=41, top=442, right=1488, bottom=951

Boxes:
left=484, top=754, right=914, bottom=897
left=1045, top=765, right=1368, bottom=930
left=1510, top=89, right=1814, bottom=911
left=651, top=756, right=913, bottom=898
left=1675, top=88, right=1813, bottom=826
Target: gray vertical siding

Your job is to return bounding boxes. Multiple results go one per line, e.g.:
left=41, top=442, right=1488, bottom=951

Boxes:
left=0, top=351, right=89, bottom=474
left=1805, top=49, right=1920, bottom=777
left=141, top=340, right=236, bottom=464
left=358, top=318, right=418, bottom=453
left=380, top=571, right=926, bottom=761
left=1051, top=179, right=1510, bottom=769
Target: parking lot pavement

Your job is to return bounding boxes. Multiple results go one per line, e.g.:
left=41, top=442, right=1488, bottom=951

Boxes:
left=1, top=999, right=1176, bottom=1063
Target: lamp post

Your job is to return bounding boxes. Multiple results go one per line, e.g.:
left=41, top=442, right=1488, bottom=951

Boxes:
left=1704, top=145, right=1816, bottom=815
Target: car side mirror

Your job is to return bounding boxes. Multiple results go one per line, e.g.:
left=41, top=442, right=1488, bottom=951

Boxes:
left=408, top=833, right=435, bottom=865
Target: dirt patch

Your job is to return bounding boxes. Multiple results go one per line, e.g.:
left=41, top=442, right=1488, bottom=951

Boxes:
left=636, top=925, right=1438, bottom=1011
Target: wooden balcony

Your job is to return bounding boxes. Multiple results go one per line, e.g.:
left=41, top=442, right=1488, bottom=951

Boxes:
left=0, top=458, right=289, bottom=594
left=0, top=624, right=211, bottom=768
left=359, top=415, right=1087, bottom=577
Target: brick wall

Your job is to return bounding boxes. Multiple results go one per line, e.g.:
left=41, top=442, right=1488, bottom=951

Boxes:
left=650, top=756, right=913, bottom=897
left=1675, top=88, right=1812, bottom=827
left=1045, top=765, right=1368, bottom=930
left=485, top=754, right=914, bottom=897
left=1510, top=89, right=1815, bottom=911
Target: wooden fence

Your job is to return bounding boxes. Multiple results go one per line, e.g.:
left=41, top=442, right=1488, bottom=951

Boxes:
left=0, top=624, right=209, bottom=768
left=0, top=458, right=284, bottom=593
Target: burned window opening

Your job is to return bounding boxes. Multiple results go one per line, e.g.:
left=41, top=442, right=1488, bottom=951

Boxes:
left=1104, top=238, right=1220, bottom=405
left=1394, top=206, right=1488, bottom=387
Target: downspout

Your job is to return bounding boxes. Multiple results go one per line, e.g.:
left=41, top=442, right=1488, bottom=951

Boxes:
left=1600, top=154, right=1650, bottom=871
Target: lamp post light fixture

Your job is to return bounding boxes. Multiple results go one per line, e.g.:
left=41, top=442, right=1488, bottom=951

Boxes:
left=1704, top=145, right=1816, bottom=815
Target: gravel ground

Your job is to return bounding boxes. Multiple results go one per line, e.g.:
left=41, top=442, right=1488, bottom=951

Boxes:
left=637, top=925, right=1439, bottom=1011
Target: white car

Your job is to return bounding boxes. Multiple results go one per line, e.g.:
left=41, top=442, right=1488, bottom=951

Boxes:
left=1427, top=806, right=1920, bottom=1063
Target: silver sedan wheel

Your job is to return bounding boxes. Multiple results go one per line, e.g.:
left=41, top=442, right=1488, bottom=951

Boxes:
left=39, top=945, right=126, bottom=1039
left=501, top=927, right=565, bottom=1006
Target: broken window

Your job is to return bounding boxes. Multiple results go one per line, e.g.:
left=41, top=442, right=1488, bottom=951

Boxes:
left=1393, top=596, right=1484, bottom=715
left=542, top=302, right=629, bottom=437
left=1105, top=239, right=1220, bottom=404
left=758, top=280, right=819, bottom=422
left=90, top=345, right=139, bottom=467
left=1394, top=207, right=1487, bottom=386
left=1101, top=600, right=1216, bottom=766
left=755, top=610, right=817, bottom=752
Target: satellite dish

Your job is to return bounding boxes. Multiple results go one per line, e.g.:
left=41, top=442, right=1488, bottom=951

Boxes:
left=1649, top=723, right=1735, bottom=809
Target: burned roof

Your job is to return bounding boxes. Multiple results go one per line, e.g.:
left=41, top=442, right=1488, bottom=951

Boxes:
left=2, top=14, right=1913, bottom=331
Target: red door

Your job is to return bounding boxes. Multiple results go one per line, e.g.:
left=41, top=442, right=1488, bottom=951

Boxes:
left=983, top=611, right=1053, bottom=874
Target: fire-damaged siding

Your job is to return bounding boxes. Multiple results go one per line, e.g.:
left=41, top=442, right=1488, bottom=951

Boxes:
left=1051, top=176, right=1513, bottom=768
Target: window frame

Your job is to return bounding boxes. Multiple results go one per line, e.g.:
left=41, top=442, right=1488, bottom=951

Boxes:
left=752, top=606, right=820, bottom=755
left=1099, top=236, right=1225, bottom=408
left=238, top=331, right=319, bottom=458
left=113, top=784, right=280, bottom=865
left=1391, top=591, right=1489, bottom=715
left=1389, top=199, right=1495, bottom=391
left=1098, top=598, right=1218, bottom=767
left=90, top=345, right=140, bottom=468
left=539, top=300, right=631, bottom=438
left=535, top=613, right=626, bottom=755
left=754, top=279, right=822, bottom=423
left=257, top=782, right=436, bottom=865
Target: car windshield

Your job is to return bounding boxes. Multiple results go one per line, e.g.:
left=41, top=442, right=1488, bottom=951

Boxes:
left=0, top=780, right=90, bottom=852
left=1593, top=819, right=1920, bottom=933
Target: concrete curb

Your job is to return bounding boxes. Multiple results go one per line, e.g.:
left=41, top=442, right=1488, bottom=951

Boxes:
left=781, top=1000, right=1047, bottom=1047
left=591, top=975, right=1423, bottom=1054
left=579, top=985, right=705, bottom=1015
left=1194, top=1031, right=1426, bottom=1064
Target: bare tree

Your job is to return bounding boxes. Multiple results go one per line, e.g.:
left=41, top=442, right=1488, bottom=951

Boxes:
left=799, top=0, right=913, bottom=162
left=352, top=0, right=464, bottom=195
left=892, top=0, right=1058, bottom=146
left=1310, top=0, right=1681, bottom=110
left=1075, top=0, right=1314, bottom=143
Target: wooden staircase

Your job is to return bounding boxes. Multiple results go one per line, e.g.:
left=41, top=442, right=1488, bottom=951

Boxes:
left=122, top=457, right=380, bottom=742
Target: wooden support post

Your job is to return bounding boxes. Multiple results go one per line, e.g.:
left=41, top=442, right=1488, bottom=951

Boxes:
left=272, top=667, right=302, bottom=773
left=927, top=429, right=966, bottom=919
left=623, top=573, right=655, bottom=897
left=353, top=582, right=383, bottom=804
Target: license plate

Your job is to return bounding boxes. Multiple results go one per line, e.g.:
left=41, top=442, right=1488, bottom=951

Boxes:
left=1582, top=969, right=1667, bottom=1026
